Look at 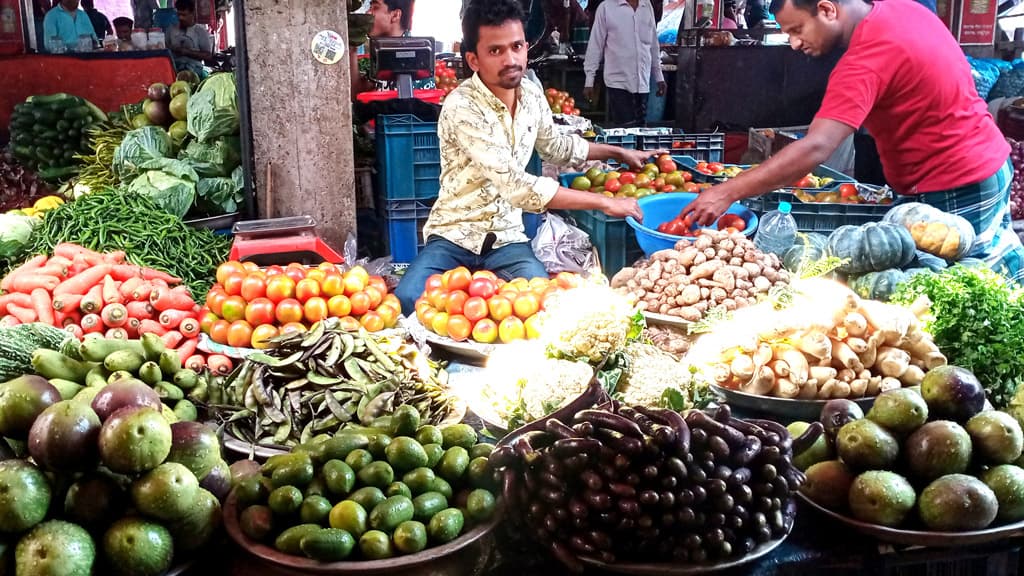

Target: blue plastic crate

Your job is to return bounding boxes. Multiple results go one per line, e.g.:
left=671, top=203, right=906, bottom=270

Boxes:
left=594, top=133, right=637, bottom=149
left=636, top=132, right=725, bottom=162
left=740, top=188, right=890, bottom=234
left=387, top=198, right=545, bottom=264
left=564, top=209, right=644, bottom=277
left=376, top=114, right=542, bottom=202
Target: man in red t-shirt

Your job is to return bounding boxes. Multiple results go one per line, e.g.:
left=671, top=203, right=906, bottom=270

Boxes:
left=683, top=0, right=1024, bottom=281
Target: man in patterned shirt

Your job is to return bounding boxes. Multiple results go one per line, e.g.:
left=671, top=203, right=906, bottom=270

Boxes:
left=394, top=0, right=659, bottom=314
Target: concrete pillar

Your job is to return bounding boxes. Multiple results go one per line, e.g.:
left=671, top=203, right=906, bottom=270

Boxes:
left=242, top=0, right=355, bottom=249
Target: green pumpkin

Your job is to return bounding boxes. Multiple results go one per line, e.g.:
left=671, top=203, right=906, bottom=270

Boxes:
left=782, top=232, right=829, bottom=272
left=882, top=202, right=976, bottom=261
left=908, top=250, right=948, bottom=272
left=848, top=269, right=908, bottom=301
left=827, top=222, right=916, bottom=274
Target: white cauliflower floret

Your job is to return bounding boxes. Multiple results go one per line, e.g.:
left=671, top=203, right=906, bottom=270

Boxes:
left=484, top=357, right=594, bottom=424
left=618, top=342, right=708, bottom=409
left=541, top=286, right=636, bottom=363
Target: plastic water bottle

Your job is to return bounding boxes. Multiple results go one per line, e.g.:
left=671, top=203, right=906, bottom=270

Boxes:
left=754, top=201, right=798, bottom=257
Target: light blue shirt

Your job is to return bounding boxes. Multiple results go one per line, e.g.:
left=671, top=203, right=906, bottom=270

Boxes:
left=42, top=6, right=97, bottom=52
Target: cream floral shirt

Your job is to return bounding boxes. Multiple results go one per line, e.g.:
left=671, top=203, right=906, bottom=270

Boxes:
left=424, top=73, right=590, bottom=254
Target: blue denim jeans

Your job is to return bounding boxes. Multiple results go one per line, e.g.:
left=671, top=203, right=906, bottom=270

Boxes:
left=395, top=235, right=548, bottom=314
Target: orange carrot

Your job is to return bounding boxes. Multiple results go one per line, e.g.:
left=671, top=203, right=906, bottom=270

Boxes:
left=110, top=264, right=142, bottom=282
left=118, top=277, right=144, bottom=299
left=52, top=292, right=83, bottom=312
left=178, top=316, right=201, bottom=338
left=207, top=354, right=233, bottom=375
left=101, top=303, right=129, bottom=328
left=47, top=255, right=72, bottom=270
left=79, top=285, right=104, bottom=315
left=160, top=330, right=183, bottom=349
left=68, top=255, right=91, bottom=277
left=64, top=324, right=84, bottom=339
left=132, top=282, right=155, bottom=302
left=56, top=309, right=81, bottom=328
left=102, top=251, right=126, bottom=264
left=158, top=309, right=191, bottom=329
left=30, top=288, right=54, bottom=326
left=0, top=293, right=33, bottom=315
left=125, top=317, right=140, bottom=338
left=6, top=303, right=37, bottom=324
left=1, top=254, right=46, bottom=292
left=184, top=354, right=205, bottom=372
left=53, top=264, right=113, bottom=296
left=11, top=274, right=60, bottom=294
left=151, top=286, right=194, bottom=312
left=105, top=327, right=128, bottom=340
left=37, top=262, right=69, bottom=279
left=138, top=319, right=167, bottom=336
left=80, top=313, right=103, bottom=333
left=140, top=267, right=182, bottom=284
left=177, top=337, right=198, bottom=359
left=102, top=275, right=121, bottom=305
left=125, top=301, right=153, bottom=320
left=0, top=315, right=20, bottom=328
left=54, top=243, right=102, bottom=261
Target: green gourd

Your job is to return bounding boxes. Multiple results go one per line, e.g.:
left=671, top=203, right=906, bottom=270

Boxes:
left=848, top=269, right=908, bottom=302
left=827, top=222, right=916, bottom=274
left=781, top=232, right=829, bottom=272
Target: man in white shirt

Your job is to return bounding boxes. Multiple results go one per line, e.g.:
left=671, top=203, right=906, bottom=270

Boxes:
left=167, top=0, right=212, bottom=77
left=583, top=0, right=666, bottom=127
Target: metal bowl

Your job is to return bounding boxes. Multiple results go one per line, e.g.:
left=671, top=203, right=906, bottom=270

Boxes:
left=798, top=492, right=1024, bottom=547
left=712, top=384, right=876, bottom=421
left=224, top=491, right=502, bottom=575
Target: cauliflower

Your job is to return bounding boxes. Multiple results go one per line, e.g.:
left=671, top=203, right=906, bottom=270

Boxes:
left=540, top=286, right=636, bottom=363
left=617, top=342, right=709, bottom=409
left=482, top=356, right=594, bottom=428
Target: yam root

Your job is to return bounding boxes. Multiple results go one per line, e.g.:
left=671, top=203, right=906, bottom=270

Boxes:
left=845, top=337, right=868, bottom=354
left=831, top=381, right=852, bottom=399
left=798, top=379, right=819, bottom=399
left=843, top=312, right=868, bottom=338
left=768, top=360, right=790, bottom=379
left=610, top=268, right=635, bottom=289
left=797, top=331, right=833, bottom=363
left=742, top=365, right=775, bottom=396
left=831, top=339, right=864, bottom=372
left=772, top=376, right=801, bottom=399
left=690, top=260, right=724, bottom=280
left=850, top=378, right=868, bottom=398
left=837, top=368, right=856, bottom=383
left=880, top=376, right=902, bottom=393
left=877, top=346, right=911, bottom=379
left=731, top=354, right=755, bottom=381
left=809, top=366, right=837, bottom=383
left=777, top=345, right=809, bottom=385
left=899, top=364, right=925, bottom=387
left=866, top=376, right=883, bottom=397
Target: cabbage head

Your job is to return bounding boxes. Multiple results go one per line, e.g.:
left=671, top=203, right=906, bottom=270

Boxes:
left=0, top=214, right=37, bottom=259
left=127, top=170, right=197, bottom=218
left=187, top=73, right=239, bottom=143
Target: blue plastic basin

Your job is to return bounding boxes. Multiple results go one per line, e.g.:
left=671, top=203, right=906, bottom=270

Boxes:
left=626, top=193, right=759, bottom=257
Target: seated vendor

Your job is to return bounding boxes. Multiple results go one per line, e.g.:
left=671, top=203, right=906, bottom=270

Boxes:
left=394, top=0, right=659, bottom=314
left=167, top=0, right=212, bottom=78
left=42, top=0, right=97, bottom=52
left=113, top=16, right=133, bottom=42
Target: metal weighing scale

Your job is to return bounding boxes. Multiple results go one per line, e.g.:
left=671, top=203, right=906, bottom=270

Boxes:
left=229, top=216, right=345, bottom=266
left=369, top=36, right=436, bottom=99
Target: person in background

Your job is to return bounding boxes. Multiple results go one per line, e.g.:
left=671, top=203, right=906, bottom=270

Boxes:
left=681, top=0, right=1024, bottom=282
left=583, top=0, right=666, bottom=127
left=81, top=0, right=111, bottom=38
left=721, top=0, right=740, bottom=28
left=112, top=16, right=133, bottom=41
left=132, top=0, right=156, bottom=30
left=349, top=0, right=434, bottom=100
left=42, top=0, right=96, bottom=51
left=394, top=0, right=658, bottom=314
left=167, top=0, right=212, bottom=77
left=745, top=0, right=770, bottom=27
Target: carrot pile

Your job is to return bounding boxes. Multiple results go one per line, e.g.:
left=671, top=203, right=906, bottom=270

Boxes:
left=0, top=243, right=220, bottom=372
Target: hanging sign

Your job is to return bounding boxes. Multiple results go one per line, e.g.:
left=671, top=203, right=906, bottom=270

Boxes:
left=956, top=0, right=998, bottom=45
left=311, top=30, right=345, bottom=65
left=935, top=0, right=956, bottom=34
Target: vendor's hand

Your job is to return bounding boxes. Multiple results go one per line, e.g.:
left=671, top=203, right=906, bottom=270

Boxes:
left=602, top=196, right=643, bottom=221
left=583, top=86, right=596, bottom=103
left=617, top=148, right=668, bottom=171
left=679, top=187, right=733, bottom=227
left=656, top=81, right=667, bottom=97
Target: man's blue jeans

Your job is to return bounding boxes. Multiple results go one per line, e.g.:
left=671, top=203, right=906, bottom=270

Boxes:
left=395, top=235, right=549, bottom=315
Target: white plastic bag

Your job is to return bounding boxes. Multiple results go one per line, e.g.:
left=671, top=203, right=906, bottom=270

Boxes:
left=530, top=213, right=597, bottom=274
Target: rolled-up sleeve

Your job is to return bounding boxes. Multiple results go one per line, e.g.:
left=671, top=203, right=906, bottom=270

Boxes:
left=534, top=109, right=589, bottom=168
left=443, top=102, right=558, bottom=213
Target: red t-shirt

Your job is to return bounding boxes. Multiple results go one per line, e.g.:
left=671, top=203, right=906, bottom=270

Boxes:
left=814, top=0, right=1009, bottom=194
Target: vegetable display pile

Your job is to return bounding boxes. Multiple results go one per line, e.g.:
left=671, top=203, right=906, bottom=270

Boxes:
left=568, top=154, right=710, bottom=198
left=611, top=229, right=792, bottom=323
left=415, top=269, right=581, bottom=344
left=214, top=320, right=454, bottom=448
left=694, top=279, right=946, bottom=400
left=0, top=322, right=72, bottom=381
left=26, top=190, right=232, bottom=296
left=230, top=409, right=499, bottom=562
left=0, top=356, right=227, bottom=575
left=0, top=151, right=52, bottom=212
left=798, top=372, right=1024, bottom=532
left=1008, top=138, right=1024, bottom=221
left=8, top=93, right=107, bottom=182
left=0, top=243, right=211, bottom=367
left=202, top=261, right=400, bottom=349
left=489, top=387, right=806, bottom=570
left=892, top=265, right=1024, bottom=409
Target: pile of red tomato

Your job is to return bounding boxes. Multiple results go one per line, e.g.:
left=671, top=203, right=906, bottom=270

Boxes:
left=545, top=88, right=581, bottom=116
left=414, top=268, right=580, bottom=344
left=693, top=161, right=728, bottom=176
left=435, top=60, right=459, bottom=99
left=656, top=212, right=748, bottom=237
left=200, top=261, right=400, bottom=349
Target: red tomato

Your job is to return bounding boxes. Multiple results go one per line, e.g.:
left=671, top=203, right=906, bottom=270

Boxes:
left=512, top=293, right=540, bottom=320
left=266, top=275, right=296, bottom=303
left=707, top=162, right=725, bottom=174
left=222, top=273, right=244, bottom=297
left=275, top=298, right=304, bottom=324
left=683, top=182, right=700, bottom=193
left=472, top=270, right=499, bottom=282
left=227, top=320, right=254, bottom=348
left=717, top=214, right=746, bottom=232
left=206, top=290, right=228, bottom=317
left=554, top=271, right=577, bottom=290
left=447, top=267, right=472, bottom=292
left=682, top=171, right=694, bottom=182
left=426, top=288, right=448, bottom=310
left=199, top=311, right=219, bottom=334
left=445, top=290, right=469, bottom=315
left=265, top=265, right=285, bottom=276
left=251, top=324, right=279, bottom=349
left=337, top=316, right=362, bottom=331
left=360, top=311, right=385, bottom=332
left=216, top=261, right=245, bottom=286
left=284, top=265, right=307, bottom=284
left=604, top=178, right=622, bottom=193
left=244, top=297, right=276, bottom=326
left=463, top=296, right=489, bottom=323
left=424, top=274, right=445, bottom=292
left=661, top=185, right=677, bottom=192
left=487, top=295, right=513, bottom=321
left=619, top=172, right=636, bottom=185
left=364, top=286, right=384, bottom=310
left=349, top=291, right=371, bottom=316
left=839, top=183, right=858, bottom=198
left=320, top=272, right=345, bottom=298
left=279, top=322, right=307, bottom=335
left=471, top=318, right=498, bottom=343
left=794, top=176, right=814, bottom=188
left=221, top=296, right=248, bottom=323
left=328, top=295, right=352, bottom=317
left=241, top=261, right=260, bottom=274
left=368, top=276, right=388, bottom=296
left=209, top=319, right=230, bottom=344
left=376, top=303, right=400, bottom=328
left=468, top=277, right=497, bottom=299
left=446, top=314, right=472, bottom=342
left=304, top=297, right=329, bottom=323
left=240, top=274, right=267, bottom=302
left=295, top=278, right=321, bottom=303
